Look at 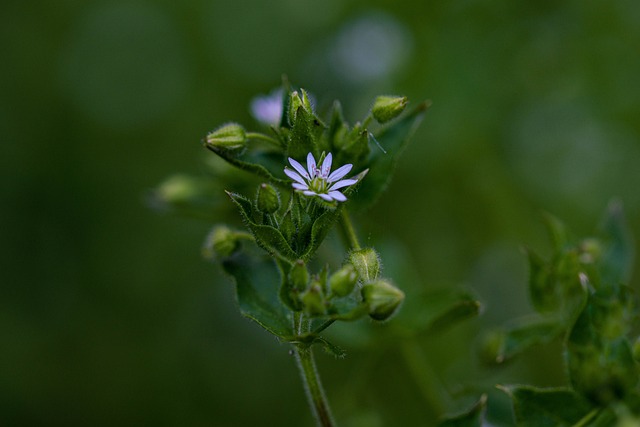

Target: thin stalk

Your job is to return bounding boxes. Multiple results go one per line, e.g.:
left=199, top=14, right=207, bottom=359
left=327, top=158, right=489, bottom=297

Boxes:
left=295, top=344, right=336, bottom=427
left=246, top=132, right=282, bottom=148
left=339, top=209, right=361, bottom=251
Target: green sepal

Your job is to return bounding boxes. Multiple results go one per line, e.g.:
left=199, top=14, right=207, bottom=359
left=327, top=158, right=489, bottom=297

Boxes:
left=221, top=252, right=292, bottom=339
left=226, top=191, right=298, bottom=261
left=437, top=394, right=487, bottom=427
left=499, top=385, right=595, bottom=427
left=350, top=101, right=430, bottom=211
left=481, top=316, right=565, bottom=365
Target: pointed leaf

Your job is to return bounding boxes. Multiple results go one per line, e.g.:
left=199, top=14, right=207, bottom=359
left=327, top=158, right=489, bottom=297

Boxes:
left=438, top=395, right=487, bottom=427
left=222, top=252, right=292, bottom=338
left=400, top=290, right=481, bottom=335
left=541, top=212, right=569, bottom=252
left=227, top=192, right=298, bottom=260
left=526, top=248, right=560, bottom=313
left=350, top=101, right=429, bottom=211
left=482, top=316, right=564, bottom=364
left=499, top=385, right=595, bottom=426
left=205, top=144, right=289, bottom=187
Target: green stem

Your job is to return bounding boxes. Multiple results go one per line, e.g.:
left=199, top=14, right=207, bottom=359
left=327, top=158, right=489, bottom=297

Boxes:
left=339, top=209, right=361, bottom=250
left=246, top=132, right=282, bottom=148
left=295, top=344, right=336, bottom=427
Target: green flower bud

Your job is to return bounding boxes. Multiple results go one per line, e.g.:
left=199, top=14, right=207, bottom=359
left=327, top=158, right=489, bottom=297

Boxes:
left=300, top=281, right=326, bottom=316
left=329, top=264, right=358, bottom=297
left=288, top=89, right=313, bottom=125
left=290, top=259, right=309, bottom=292
left=206, top=123, right=247, bottom=149
left=288, top=91, right=304, bottom=125
left=349, top=248, right=381, bottom=282
left=156, top=174, right=201, bottom=204
left=361, top=280, right=404, bottom=321
left=256, top=183, right=280, bottom=214
left=371, top=96, right=407, bottom=124
left=202, top=225, right=240, bottom=260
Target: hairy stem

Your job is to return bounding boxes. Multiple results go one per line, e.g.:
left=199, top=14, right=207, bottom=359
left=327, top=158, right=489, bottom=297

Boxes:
left=339, top=209, right=361, bottom=250
left=295, top=344, right=336, bottom=427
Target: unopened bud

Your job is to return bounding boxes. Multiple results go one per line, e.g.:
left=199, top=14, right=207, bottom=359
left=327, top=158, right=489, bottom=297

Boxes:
left=256, top=183, right=280, bottom=214
left=300, top=281, right=326, bottom=316
left=206, top=123, right=247, bottom=149
left=329, top=264, right=358, bottom=297
left=361, top=280, right=404, bottom=321
left=288, top=89, right=313, bottom=125
left=371, top=96, right=407, bottom=124
left=290, top=260, right=309, bottom=292
left=202, top=225, right=240, bottom=260
left=349, top=248, right=381, bottom=282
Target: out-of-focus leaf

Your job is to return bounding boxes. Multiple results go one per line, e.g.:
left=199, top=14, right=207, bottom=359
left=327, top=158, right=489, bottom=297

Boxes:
left=226, top=191, right=298, bottom=260
left=499, top=385, right=595, bottom=426
left=567, top=289, right=639, bottom=405
left=222, top=252, right=292, bottom=339
left=597, top=200, right=635, bottom=287
left=526, top=248, right=559, bottom=314
left=350, top=101, right=429, bottom=211
left=399, top=289, right=481, bottom=335
left=438, top=394, right=487, bottom=427
left=482, top=316, right=565, bottom=365
left=541, top=212, right=569, bottom=252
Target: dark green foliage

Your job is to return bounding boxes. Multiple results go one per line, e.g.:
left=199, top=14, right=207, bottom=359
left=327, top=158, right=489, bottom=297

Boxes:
left=479, top=202, right=640, bottom=426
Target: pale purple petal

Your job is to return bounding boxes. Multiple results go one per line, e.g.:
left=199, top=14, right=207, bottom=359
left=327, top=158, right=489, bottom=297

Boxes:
left=292, top=183, right=308, bottom=191
left=319, top=193, right=333, bottom=201
left=288, top=158, right=310, bottom=180
left=306, top=152, right=317, bottom=178
left=303, top=190, right=316, bottom=196
left=329, top=178, right=358, bottom=191
left=327, top=164, right=353, bottom=182
left=284, top=168, right=306, bottom=185
left=328, top=191, right=347, bottom=202
left=320, top=153, right=332, bottom=178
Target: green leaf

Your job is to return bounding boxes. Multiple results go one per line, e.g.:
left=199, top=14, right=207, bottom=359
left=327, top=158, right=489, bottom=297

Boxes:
left=402, top=290, right=481, bottom=335
left=499, top=386, right=595, bottom=427
left=226, top=191, right=298, bottom=260
left=350, top=101, right=429, bottom=211
left=597, top=200, right=635, bottom=287
left=526, top=248, right=560, bottom=313
left=567, top=288, right=639, bottom=405
left=205, top=144, right=289, bottom=187
left=541, top=212, right=569, bottom=252
left=221, top=252, right=292, bottom=339
left=438, top=394, right=487, bottom=427
left=482, top=316, right=565, bottom=365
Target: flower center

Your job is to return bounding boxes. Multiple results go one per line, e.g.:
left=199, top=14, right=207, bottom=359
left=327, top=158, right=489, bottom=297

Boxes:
left=309, top=176, right=328, bottom=194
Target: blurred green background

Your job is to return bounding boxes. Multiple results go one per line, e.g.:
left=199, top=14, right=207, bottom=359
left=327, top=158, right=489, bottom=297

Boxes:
left=2, top=0, right=640, bottom=425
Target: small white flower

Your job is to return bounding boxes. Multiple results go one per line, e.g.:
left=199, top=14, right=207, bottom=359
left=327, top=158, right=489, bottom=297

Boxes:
left=284, top=152, right=359, bottom=202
